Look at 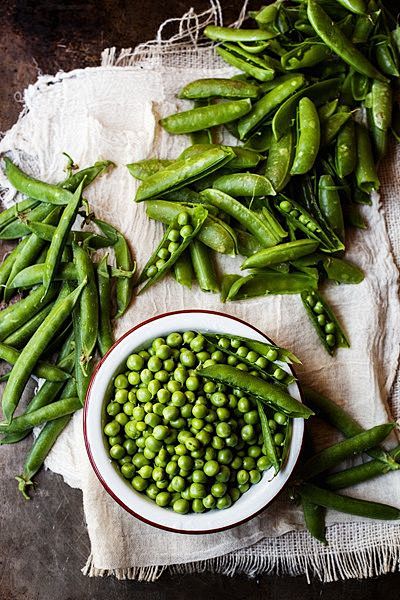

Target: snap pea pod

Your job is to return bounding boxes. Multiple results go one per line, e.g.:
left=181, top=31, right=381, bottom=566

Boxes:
left=336, top=0, right=366, bottom=15
left=355, top=123, right=380, bottom=192
left=318, top=99, right=339, bottom=122
left=241, top=240, right=319, bottom=270
left=189, top=239, right=218, bottom=293
left=3, top=158, right=74, bottom=205
left=0, top=238, right=29, bottom=289
left=369, top=80, right=392, bottom=131
left=237, top=74, right=305, bottom=140
left=324, top=445, right=400, bottom=490
left=367, top=118, right=388, bottom=160
left=72, top=243, right=98, bottom=368
left=145, top=200, right=237, bottom=255
left=179, top=144, right=263, bottom=170
left=335, top=119, right=356, bottom=177
left=227, top=272, right=318, bottom=301
left=301, top=290, right=349, bottom=355
left=61, top=159, right=115, bottom=192
left=204, top=25, right=277, bottom=42
left=139, top=206, right=208, bottom=293
left=0, top=202, right=58, bottom=240
left=178, top=78, right=260, bottom=100
left=307, top=0, right=386, bottom=81
left=318, top=175, right=345, bottom=242
left=200, top=188, right=279, bottom=248
left=164, top=187, right=211, bottom=205
left=0, top=396, right=81, bottom=434
left=97, top=255, right=113, bottom=357
left=264, top=129, right=294, bottom=192
left=160, top=99, right=252, bottom=135
left=0, top=342, right=70, bottom=382
left=43, top=182, right=84, bottom=294
left=216, top=44, right=276, bottom=82
left=244, top=127, right=273, bottom=152
left=197, top=365, right=314, bottom=419
left=16, top=414, right=72, bottom=499
left=352, top=6, right=380, bottom=43
left=3, top=304, right=54, bottom=348
left=272, top=78, right=341, bottom=139
left=298, top=483, right=400, bottom=520
left=374, top=34, right=400, bottom=78
left=203, top=332, right=301, bottom=365
left=320, top=109, right=351, bottom=146
left=349, top=70, right=370, bottom=101
left=0, top=198, right=39, bottom=231
left=301, top=498, right=327, bottom=545
left=22, top=219, right=115, bottom=249
left=94, top=219, right=135, bottom=318
left=126, top=159, right=174, bottom=180
left=281, top=41, right=331, bottom=70
left=173, top=250, right=193, bottom=289
left=134, top=147, right=235, bottom=201
left=189, top=100, right=215, bottom=145
left=322, top=256, right=364, bottom=284
left=299, top=423, right=395, bottom=481
left=303, top=386, right=400, bottom=469
left=71, top=295, right=92, bottom=406
left=0, top=284, right=58, bottom=341
left=1, top=280, right=85, bottom=423
left=257, top=400, right=280, bottom=474
left=276, top=197, right=344, bottom=252
left=291, top=98, right=320, bottom=175
left=212, top=173, right=275, bottom=197
left=220, top=274, right=240, bottom=303
left=236, top=230, right=263, bottom=257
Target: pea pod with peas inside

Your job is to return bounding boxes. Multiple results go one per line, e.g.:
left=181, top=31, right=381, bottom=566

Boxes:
left=15, top=219, right=115, bottom=249
left=301, top=289, right=349, bottom=355
left=335, top=118, right=356, bottom=178
left=281, top=40, right=332, bottom=70
left=201, top=332, right=301, bottom=365
left=241, top=240, right=319, bottom=270
left=212, top=173, right=275, bottom=197
left=264, top=128, right=294, bottom=192
left=178, top=78, right=260, bottom=100
left=226, top=271, right=318, bottom=301
left=0, top=342, right=70, bottom=382
left=216, top=44, right=278, bottom=82
left=138, top=206, right=208, bottom=293
left=318, top=175, right=345, bottom=242
left=178, top=144, right=263, bottom=170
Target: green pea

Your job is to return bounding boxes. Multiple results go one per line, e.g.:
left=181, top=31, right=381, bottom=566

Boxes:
left=243, top=456, right=256, bottom=471
left=140, top=369, right=153, bottom=384
left=173, top=499, right=189, bottom=514
left=196, top=429, right=211, bottom=446
left=211, top=482, right=227, bottom=498
left=153, top=425, right=169, bottom=440
left=178, top=455, right=193, bottom=470
left=238, top=482, right=250, bottom=494
left=313, top=301, right=324, bottom=315
left=123, top=439, right=137, bottom=455
left=241, top=424, right=255, bottom=441
left=115, top=413, right=129, bottom=427
left=170, top=417, right=186, bottom=429
left=171, top=475, right=185, bottom=492
left=212, top=436, right=225, bottom=450
left=185, top=437, right=200, bottom=452
left=107, top=402, right=120, bottom=417
left=186, top=375, right=200, bottom=391
left=145, top=413, right=162, bottom=428
left=157, top=247, right=170, bottom=261
left=136, top=388, right=151, bottom=404
left=217, top=494, right=232, bottom=510
left=167, top=380, right=181, bottom=394
left=216, top=465, right=230, bottom=483
left=248, top=445, right=262, bottom=458
left=166, top=332, right=183, bottom=347
left=237, top=397, right=251, bottom=413
left=211, top=392, right=228, bottom=407
left=163, top=358, right=175, bottom=372
left=177, top=211, right=190, bottom=226
left=170, top=390, right=186, bottom=407
left=211, top=350, right=225, bottom=362
left=132, top=476, right=148, bottom=491
left=215, top=422, right=231, bottom=438
left=146, top=265, right=157, bottom=278
left=225, top=433, right=239, bottom=448
left=326, top=334, right=336, bottom=347
left=237, top=469, right=249, bottom=485
left=123, top=402, right=135, bottom=416
left=203, top=494, right=216, bottom=509
left=180, top=349, right=196, bottom=368
left=244, top=410, right=258, bottom=425
left=110, top=444, right=125, bottom=460
left=218, top=448, right=233, bottom=465
left=189, top=482, right=207, bottom=499
left=227, top=355, right=239, bottom=366
left=114, top=374, right=129, bottom=389
left=126, top=354, right=144, bottom=371
left=163, top=406, right=179, bottom=422
left=191, top=469, right=207, bottom=483
left=203, top=460, right=219, bottom=477
left=168, top=241, right=180, bottom=254
left=279, top=200, right=292, bottom=213
left=121, top=463, right=136, bottom=479
left=231, top=456, right=242, bottom=470
left=104, top=421, right=121, bottom=437
left=156, top=491, right=170, bottom=507
left=274, top=412, right=287, bottom=425
left=192, top=498, right=205, bottom=513
left=183, top=331, right=196, bottom=344
left=166, top=460, right=178, bottom=476
left=317, top=314, right=326, bottom=326
left=148, top=356, right=162, bottom=372
left=125, top=421, right=140, bottom=439
left=325, top=322, right=336, bottom=334
left=192, top=404, right=207, bottom=419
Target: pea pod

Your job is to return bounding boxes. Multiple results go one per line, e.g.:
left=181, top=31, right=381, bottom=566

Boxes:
left=220, top=274, right=240, bottom=303
left=264, top=129, right=294, bottom=192
left=72, top=243, right=98, bottom=369
left=127, top=159, right=174, bottom=180
left=318, top=99, right=339, bottom=122
left=281, top=41, right=331, bottom=70
left=301, top=290, right=349, bottom=355
left=202, top=332, right=300, bottom=365
left=320, top=109, right=351, bottom=146
left=335, top=119, right=356, bottom=178
left=322, top=256, right=364, bottom=284
left=160, top=99, right=252, bottom=135
left=204, top=25, right=277, bottom=43
left=145, top=200, right=237, bottom=255
left=352, top=7, right=380, bottom=43
left=370, top=80, right=392, bottom=131
left=241, top=240, right=319, bottom=271
left=301, top=498, right=327, bottom=545
left=200, top=188, right=279, bottom=248
left=291, top=98, right=320, bottom=175
left=173, top=250, right=193, bottom=289
left=0, top=284, right=58, bottom=341
left=244, top=127, right=273, bottom=152
left=189, top=240, right=218, bottom=293
left=1, top=280, right=86, bottom=423
left=0, top=397, right=81, bottom=434
left=0, top=341, right=70, bottom=382
left=307, top=0, right=386, bottom=81
left=355, top=123, right=380, bottom=192
left=97, top=255, right=113, bottom=357
left=236, top=230, right=263, bottom=257
left=61, top=159, right=115, bottom=192
left=3, top=158, right=73, bottom=205
left=227, top=272, right=318, bottom=301
left=134, top=147, right=235, bottom=201
left=0, top=238, right=29, bottom=290
left=0, top=203, right=58, bottom=240
left=216, top=44, right=276, bottom=82
left=318, top=175, right=345, bottom=242
left=237, top=74, right=305, bottom=139
left=374, top=35, right=400, bottom=78
left=139, top=206, right=208, bottom=293
left=197, top=364, right=314, bottom=419
left=0, top=198, right=39, bottom=232
left=178, top=144, right=263, bottom=170
left=18, top=219, right=114, bottom=249
left=336, top=0, right=366, bottom=15
left=212, top=173, right=275, bottom=197
left=3, top=304, right=54, bottom=348
left=298, top=423, right=395, bottom=481
left=178, top=78, right=260, bottom=100
left=257, top=401, right=280, bottom=475
left=298, top=483, right=400, bottom=521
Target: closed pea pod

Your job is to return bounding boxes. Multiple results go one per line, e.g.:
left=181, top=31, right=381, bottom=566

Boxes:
left=291, top=97, right=320, bottom=175
left=0, top=202, right=59, bottom=240
left=189, top=239, right=219, bottom=293
left=61, top=159, right=115, bottom=193
left=336, top=0, right=366, bottom=15
left=179, top=144, right=263, bottom=170
left=281, top=41, right=331, bottom=70
left=227, top=272, right=318, bottom=301
left=0, top=238, right=29, bottom=290
left=204, top=25, right=277, bottom=42
left=173, top=250, right=193, bottom=289
left=322, top=256, right=364, bottom=284
left=178, top=78, right=260, bottom=100
left=257, top=400, right=280, bottom=475
left=0, top=342, right=70, bottom=382
left=97, top=255, right=113, bottom=357
left=318, top=175, right=345, bottom=242
left=320, top=109, right=351, bottom=147
left=22, top=219, right=115, bottom=249
left=355, top=123, right=380, bottom=192
left=335, top=119, right=356, bottom=178
left=3, top=303, right=54, bottom=347
left=160, top=99, right=252, bottom=135
left=127, top=159, right=174, bottom=180
left=374, top=35, right=400, bottom=78
left=0, top=396, right=81, bottom=434
left=212, top=173, right=275, bottom=197
left=220, top=274, right=241, bottom=303
left=241, top=240, right=319, bottom=270
left=301, top=498, right=327, bottom=545
left=216, top=44, right=277, bottom=82
left=264, top=128, right=294, bottom=192
left=0, top=198, right=39, bottom=232
left=8, top=262, right=77, bottom=290
left=298, top=483, right=400, bottom=521
left=72, top=243, right=98, bottom=368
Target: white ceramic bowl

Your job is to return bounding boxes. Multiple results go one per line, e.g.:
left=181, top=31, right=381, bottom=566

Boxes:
left=84, top=309, right=304, bottom=534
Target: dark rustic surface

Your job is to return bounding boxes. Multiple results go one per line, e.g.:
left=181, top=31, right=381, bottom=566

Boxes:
left=0, top=1, right=399, bottom=599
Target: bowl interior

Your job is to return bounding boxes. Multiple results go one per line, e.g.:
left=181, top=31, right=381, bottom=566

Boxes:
left=84, top=310, right=304, bottom=534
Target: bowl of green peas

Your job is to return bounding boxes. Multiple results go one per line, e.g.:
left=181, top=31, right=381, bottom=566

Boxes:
left=84, top=310, right=306, bottom=534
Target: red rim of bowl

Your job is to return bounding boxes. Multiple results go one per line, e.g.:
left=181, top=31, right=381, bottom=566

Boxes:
left=84, top=309, right=304, bottom=535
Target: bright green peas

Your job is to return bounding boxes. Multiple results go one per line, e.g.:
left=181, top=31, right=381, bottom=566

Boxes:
left=189, top=482, right=207, bottom=499
left=274, top=412, right=287, bottom=425
left=157, top=389, right=171, bottom=404
left=192, top=469, right=207, bottom=483
left=241, top=424, right=255, bottom=441
left=211, top=482, right=227, bottom=498
left=177, top=211, right=190, bottom=226
left=238, top=482, right=250, bottom=494
left=248, top=445, right=262, bottom=458
left=197, top=351, right=210, bottom=363
left=185, top=437, right=200, bottom=452
left=166, top=332, right=183, bottom=347
left=180, top=471, right=191, bottom=481
left=173, top=498, right=189, bottom=514
left=115, top=413, right=129, bottom=427
left=273, top=432, right=285, bottom=446
left=136, top=388, right=151, bottom=404
left=123, top=439, right=137, bottom=455
left=246, top=351, right=259, bottom=363
left=216, top=422, right=231, bottom=438
left=156, top=479, right=169, bottom=490
left=196, top=429, right=212, bottom=446
left=114, top=374, right=129, bottom=389
left=152, top=403, right=164, bottom=416
left=186, top=375, right=200, bottom=391
left=218, top=337, right=230, bottom=350
left=326, top=334, right=336, bottom=347
left=227, top=355, right=238, bottom=367
left=180, top=224, right=193, bottom=238
left=216, top=465, right=230, bottom=483
left=243, top=456, right=256, bottom=470
left=171, top=475, right=185, bottom=492
left=136, top=421, right=146, bottom=432
left=236, top=363, right=248, bottom=371
left=211, top=350, right=225, bottom=362
left=175, top=443, right=187, bottom=456
left=177, top=430, right=191, bottom=443
left=147, top=379, right=161, bottom=396
left=146, top=484, right=159, bottom=500
left=180, top=350, right=196, bottom=368
left=170, top=417, right=186, bottom=429
left=192, top=404, right=207, bottom=419
left=273, top=367, right=286, bottom=381
left=203, top=460, right=219, bottom=477
left=152, top=466, right=165, bottom=482
left=145, top=435, right=162, bottom=453
left=146, top=265, right=157, bottom=278
left=167, top=380, right=181, bottom=393
left=121, top=463, right=135, bottom=479
left=231, top=456, right=242, bottom=470
left=189, top=335, right=205, bottom=352
left=182, top=331, right=195, bottom=344
left=203, top=494, right=216, bottom=509
left=205, top=447, right=217, bottom=461
left=236, top=346, right=248, bottom=358
left=166, top=461, right=178, bottom=476
left=212, top=436, right=225, bottom=450
left=225, top=433, right=239, bottom=448
left=136, top=436, right=145, bottom=448
left=123, top=402, right=135, bottom=416
left=237, top=397, right=251, bottom=413
left=140, top=369, right=153, bottom=384
left=255, top=356, right=268, bottom=369
left=104, top=421, right=121, bottom=437
left=119, top=455, right=132, bottom=465
left=313, top=301, right=324, bottom=314
left=192, top=498, right=205, bottom=513
left=325, top=322, right=336, bottom=334
left=250, top=469, right=262, bottom=484
left=174, top=367, right=187, bottom=385
left=132, top=406, right=145, bottom=421
left=237, top=469, right=249, bottom=485
left=138, top=465, right=153, bottom=479
left=244, top=410, right=258, bottom=425
left=230, top=487, right=240, bottom=502
left=107, top=402, right=120, bottom=417
left=178, top=455, right=193, bottom=470
left=168, top=241, right=180, bottom=254
left=163, top=358, right=175, bottom=372
left=203, top=359, right=216, bottom=368
left=125, top=421, right=140, bottom=439
left=157, top=247, right=169, bottom=260
left=203, top=381, right=216, bottom=394
left=153, top=425, right=169, bottom=440
left=156, top=491, right=170, bottom=507
left=211, top=392, right=228, bottom=407
left=169, top=390, right=185, bottom=407
left=126, top=354, right=144, bottom=371
left=191, top=418, right=204, bottom=431
left=156, top=259, right=166, bottom=270
left=110, top=444, right=125, bottom=460
left=145, top=413, right=161, bottom=428
left=148, top=356, right=162, bottom=372
left=217, top=494, right=232, bottom=510
left=132, top=476, right=148, bottom=491
left=218, top=448, right=233, bottom=465
left=185, top=390, right=196, bottom=403
left=168, top=229, right=180, bottom=243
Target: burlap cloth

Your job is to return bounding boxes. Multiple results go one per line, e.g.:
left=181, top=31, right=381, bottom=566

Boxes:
left=1, top=2, right=400, bottom=583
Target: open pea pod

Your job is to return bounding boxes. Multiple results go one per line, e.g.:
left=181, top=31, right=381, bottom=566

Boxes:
left=301, top=289, right=350, bottom=355
left=134, top=147, right=235, bottom=201
left=201, top=333, right=296, bottom=386
left=322, top=256, right=364, bottom=284
left=216, top=43, right=279, bottom=82
left=227, top=271, right=318, bottom=301
left=127, top=159, right=174, bottom=180
left=212, top=173, right=275, bottom=197
left=138, top=205, right=208, bottom=293
left=281, top=40, right=332, bottom=70
left=179, top=144, right=263, bottom=170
